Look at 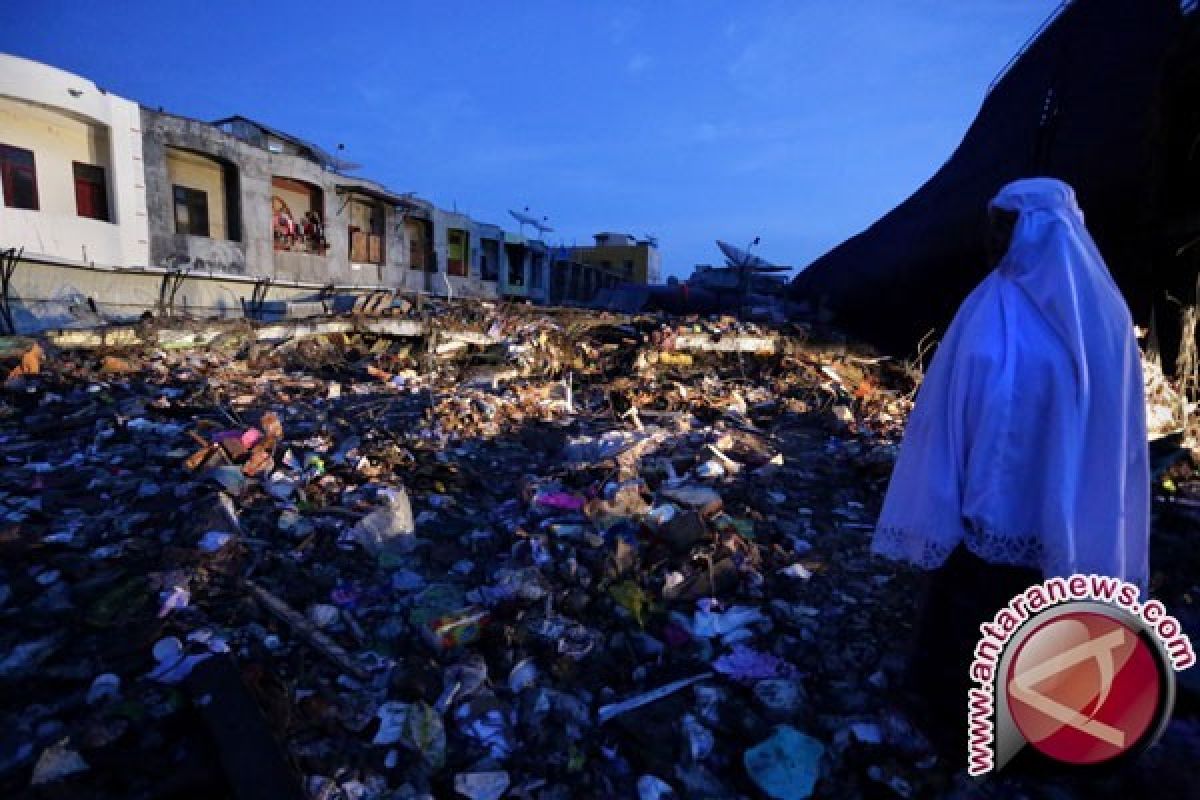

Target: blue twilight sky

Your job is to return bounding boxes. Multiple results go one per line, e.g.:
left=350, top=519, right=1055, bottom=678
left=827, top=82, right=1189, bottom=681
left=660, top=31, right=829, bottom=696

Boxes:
left=1, top=1, right=1060, bottom=279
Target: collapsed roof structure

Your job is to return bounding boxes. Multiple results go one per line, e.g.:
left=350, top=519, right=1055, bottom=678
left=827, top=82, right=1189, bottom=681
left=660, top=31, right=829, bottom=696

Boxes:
left=790, top=0, right=1199, bottom=369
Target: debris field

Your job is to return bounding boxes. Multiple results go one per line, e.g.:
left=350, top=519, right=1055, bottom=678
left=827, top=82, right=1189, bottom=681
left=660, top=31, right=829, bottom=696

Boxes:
left=0, top=303, right=1197, bottom=800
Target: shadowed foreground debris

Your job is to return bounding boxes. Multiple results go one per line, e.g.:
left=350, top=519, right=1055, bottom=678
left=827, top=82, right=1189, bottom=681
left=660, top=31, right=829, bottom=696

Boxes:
left=0, top=304, right=1195, bottom=799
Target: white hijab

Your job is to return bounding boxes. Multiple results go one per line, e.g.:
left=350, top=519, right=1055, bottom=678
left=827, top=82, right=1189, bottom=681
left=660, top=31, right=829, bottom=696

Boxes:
left=872, top=177, right=1149, bottom=587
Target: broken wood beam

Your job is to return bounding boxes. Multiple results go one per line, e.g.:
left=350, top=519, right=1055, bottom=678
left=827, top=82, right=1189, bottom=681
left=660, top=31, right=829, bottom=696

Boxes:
left=672, top=333, right=777, bottom=354
left=245, top=580, right=370, bottom=680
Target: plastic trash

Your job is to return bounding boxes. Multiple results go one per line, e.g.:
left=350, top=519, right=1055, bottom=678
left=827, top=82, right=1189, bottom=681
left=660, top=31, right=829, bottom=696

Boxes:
left=373, top=701, right=410, bottom=746
left=157, top=585, right=191, bottom=617
left=197, top=531, right=234, bottom=552
left=778, top=563, right=813, bottom=580
left=30, top=739, right=88, bottom=785
left=534, top=490, right=586, bottom=512
left=206, top=465, right=248, bottom=496
left=681, top=713, right=714, bottom=762
left=147, top=636, right=211, bottom=684
left=753, top=678, right=805, bottom=721
left=644, top=503, right=679, bottom=529
left=690, top=604, right=765, bottom=640
left=405, top=702, right=446, bottom=768
left=306, top=604, right=340, bottom=629
left=454, top=693, right=515, bottom=759
left=454, top=770, right=509, bottom=800
left=265, top=472, right=299, bottom=500
left=849, top=721, right=884, bottom=745
left=349, top=488, right=416, bottom=555
left=420, top=606, right=489, bottom=654
left=744, top=725, right=824, bottom=800
left=659, top=485, right=723, bottom=513
left=436, top=655, right=489, bottom=712
left=507, top=657, right=539, bottom=694
left=391, top=569, right=427, bottom=592
left=610, top=580, right=653, bottom=627
left=86, top=673, right=121, bottom=705
left=637, top=775, right=676, bottom=800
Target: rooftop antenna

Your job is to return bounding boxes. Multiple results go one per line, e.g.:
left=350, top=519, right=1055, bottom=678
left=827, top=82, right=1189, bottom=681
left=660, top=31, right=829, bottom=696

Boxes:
left=740, top=237, right=760, bottom=319
left=509, top=207, right=555, bottom=237
left=715, top=237, right=764, bottom=320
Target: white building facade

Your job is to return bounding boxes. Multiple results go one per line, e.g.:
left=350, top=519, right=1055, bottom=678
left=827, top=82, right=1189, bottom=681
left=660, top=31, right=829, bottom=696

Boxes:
left=0, top=54, right=149, bottom=270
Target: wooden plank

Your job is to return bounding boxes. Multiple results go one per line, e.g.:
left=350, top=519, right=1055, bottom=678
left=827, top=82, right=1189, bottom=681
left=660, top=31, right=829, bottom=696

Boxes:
left=672, top=334, right=777, bottom=354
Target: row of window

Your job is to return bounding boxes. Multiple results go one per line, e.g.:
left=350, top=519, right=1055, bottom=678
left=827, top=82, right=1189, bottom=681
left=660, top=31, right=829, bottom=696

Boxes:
left=1, top=143, right=111, bottom=221
left=2, top=142, right=611, bottom=287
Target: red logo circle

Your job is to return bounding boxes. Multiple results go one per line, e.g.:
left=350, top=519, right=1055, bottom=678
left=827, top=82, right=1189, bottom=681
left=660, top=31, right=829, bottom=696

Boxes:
left=1005, top=611, right=1162, bottom=765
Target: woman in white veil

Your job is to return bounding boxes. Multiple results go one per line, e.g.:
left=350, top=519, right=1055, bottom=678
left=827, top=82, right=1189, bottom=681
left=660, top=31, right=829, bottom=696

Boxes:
left=872, top=177, right=1149, bottom=754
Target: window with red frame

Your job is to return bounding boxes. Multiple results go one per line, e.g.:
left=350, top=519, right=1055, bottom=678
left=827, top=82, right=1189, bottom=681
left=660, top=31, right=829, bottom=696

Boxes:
left=0, top=144, right=39, bottom=210
left=73, top=162, right=110, bottom=221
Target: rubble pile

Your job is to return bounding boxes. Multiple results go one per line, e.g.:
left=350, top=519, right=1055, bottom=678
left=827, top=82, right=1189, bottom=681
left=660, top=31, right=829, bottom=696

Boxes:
left=0, top=308, right=1195, bottom=799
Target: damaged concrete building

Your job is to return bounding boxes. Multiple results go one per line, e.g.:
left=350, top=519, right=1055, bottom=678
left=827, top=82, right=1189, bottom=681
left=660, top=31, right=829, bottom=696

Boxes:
left=143, top=111, right=422, bottom=290
left=0, top=53, right=651, bottom=331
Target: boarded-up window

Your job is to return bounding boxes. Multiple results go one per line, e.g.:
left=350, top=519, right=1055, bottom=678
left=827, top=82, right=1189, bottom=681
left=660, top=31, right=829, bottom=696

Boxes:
left=73, top=162, right=109, bottom=221
left=348, top=197, right=384, bottom=265
left=0, top=143, right=38, bottom=210
left=350, top=230, right=369, bottom=263
left=407, top=218, right=433, bottom=271
left=447, top=228, right=468, bottom=276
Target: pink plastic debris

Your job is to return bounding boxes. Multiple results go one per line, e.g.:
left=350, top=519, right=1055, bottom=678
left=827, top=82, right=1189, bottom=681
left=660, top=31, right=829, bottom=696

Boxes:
left=535, top=492, right=586, bottom=512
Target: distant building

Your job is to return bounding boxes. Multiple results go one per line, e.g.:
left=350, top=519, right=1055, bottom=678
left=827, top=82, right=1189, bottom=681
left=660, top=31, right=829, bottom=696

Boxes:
left=0, top=52, right=646, bottom=327
left=573, top=232, right=661, bottom=286
left=144, top=111, right=423, bottom=287
left=688, top=263, right=789, bottom=295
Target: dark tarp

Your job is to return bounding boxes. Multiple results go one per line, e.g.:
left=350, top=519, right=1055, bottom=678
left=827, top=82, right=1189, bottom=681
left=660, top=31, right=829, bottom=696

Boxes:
left=591, top=285, right=653, bottom=314
left=790, top=0, right=1186, bottom=357
left=589, top=284, right=725, bottom=315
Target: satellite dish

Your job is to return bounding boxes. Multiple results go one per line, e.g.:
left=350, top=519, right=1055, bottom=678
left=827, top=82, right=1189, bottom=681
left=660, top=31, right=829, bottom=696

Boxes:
left=715, top=240, right=791, bottom=273
left=509, top=208, right=540, bottom=226
left=509, top=208, right=554, bottom=235
left=717, top=240, right=774, bottom=269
